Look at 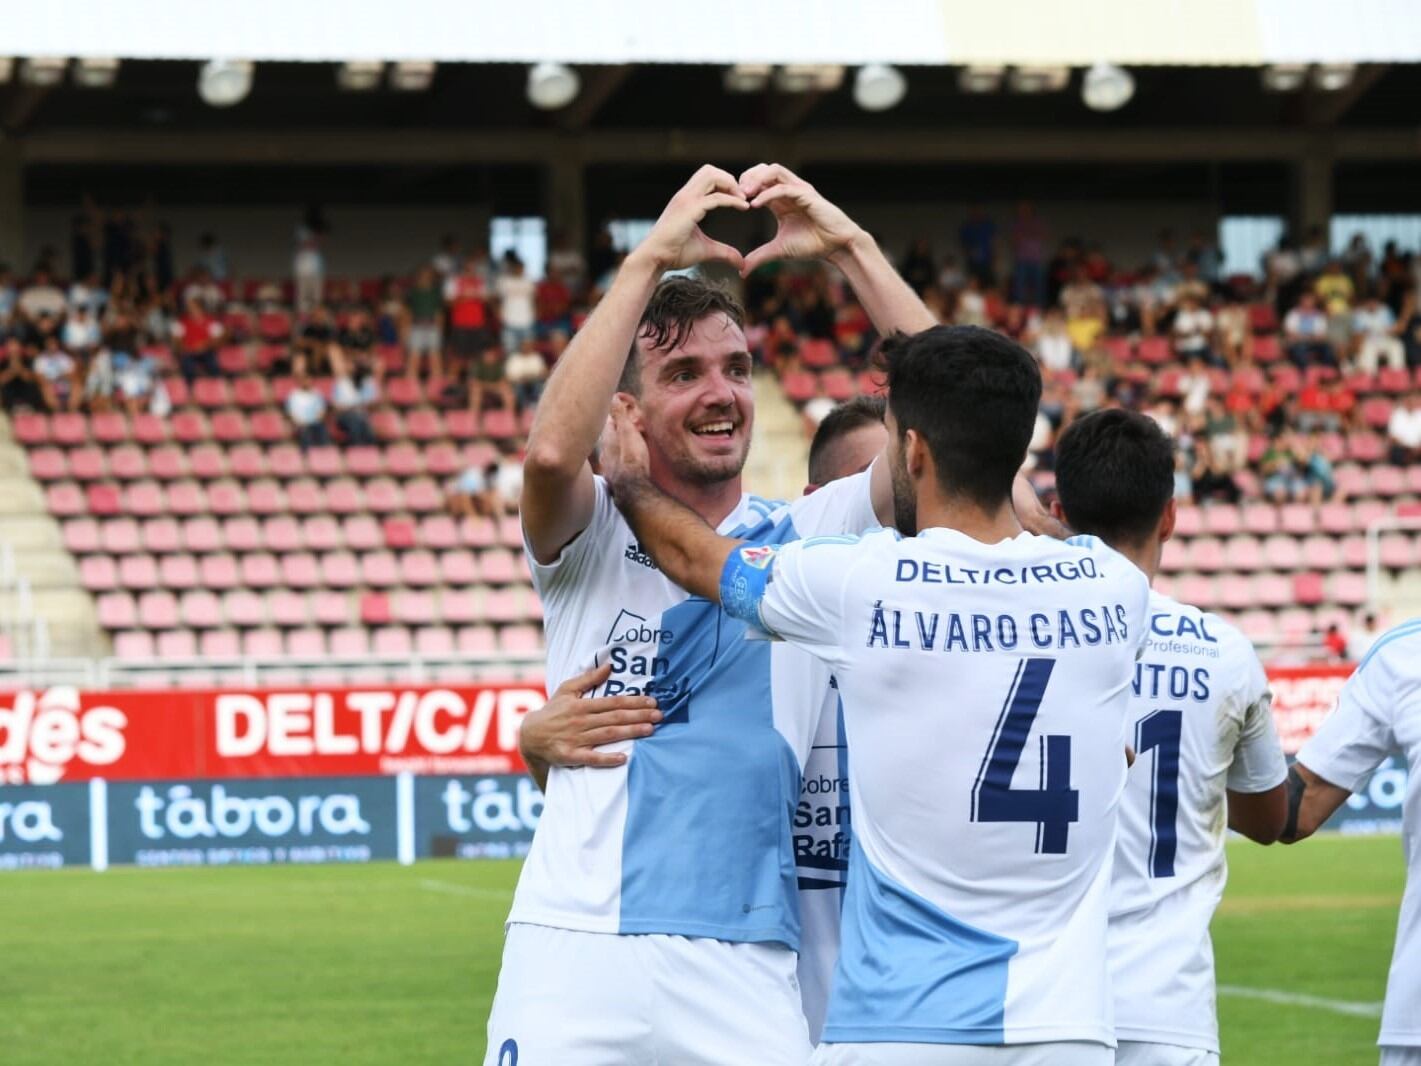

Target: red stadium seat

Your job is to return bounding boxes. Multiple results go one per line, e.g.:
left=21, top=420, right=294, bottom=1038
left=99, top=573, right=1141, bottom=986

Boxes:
left=250, top=410, right=289, bottom=443
left=28, top=448, right=67, bottom=482
left=385, top=377, right=421, bottom=407
left=482, top=409, right=517, bottom=441
left=232, top=376, right=268, bottom=408
left=407, top=408, right=444, bottom=442
left=170, top=412, right=209, bottom=445
left=382, top=518, right=417, bottom=550
left=386, top=443, right=424, bottom=478
left=131, top=413, right=168, bottom=446
left=359, top=592, right=392, bottom=625
left=345, top=446, right=384, bottom=478
left=69, top=447, right=107, bottom=481
left=148, top=446, right=189, bottom=481
left=86, top=483, right=122, bottom=516
left=51, top=412, right=88, bottom=446
left=1292, top=572, right=1325, bottom=606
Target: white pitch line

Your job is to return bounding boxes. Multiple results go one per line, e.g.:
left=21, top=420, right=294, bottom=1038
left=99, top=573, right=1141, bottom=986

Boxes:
left=1218, top=984, right=1383, bottom=1018
left=418, top=878, right=515, bottom=901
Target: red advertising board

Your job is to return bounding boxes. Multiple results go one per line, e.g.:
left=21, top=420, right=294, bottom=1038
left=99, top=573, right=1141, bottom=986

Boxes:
left=0, top=683, right=543, bottom=785
left=1267, top=663, right=1356, bottom=755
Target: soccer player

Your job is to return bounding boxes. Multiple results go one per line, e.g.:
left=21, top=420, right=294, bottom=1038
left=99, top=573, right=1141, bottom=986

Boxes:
left=1051, top=408, right=1288, bottom=1066
left=603, top=325, right=1151, bottom=1065
left=486, top=163, right=943, bottom=1065
left=1282, top=620, right=1421, bottom=1066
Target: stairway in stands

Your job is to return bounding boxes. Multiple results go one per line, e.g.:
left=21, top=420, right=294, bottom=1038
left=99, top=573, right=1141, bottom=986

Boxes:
left=744, top=369, right=811, bottom=503
left=0, top=413, right=106, bottom=658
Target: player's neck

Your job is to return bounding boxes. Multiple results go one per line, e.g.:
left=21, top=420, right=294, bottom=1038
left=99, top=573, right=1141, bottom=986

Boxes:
left=917, top=494, right=1022, bottom=544
left=651, top=470, right=744, bottom=530
left=1107, top=537, right=1160, bottom=582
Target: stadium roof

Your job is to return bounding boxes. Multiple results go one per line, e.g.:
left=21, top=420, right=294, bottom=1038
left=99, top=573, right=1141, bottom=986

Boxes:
left=12, top=0, right=1421, bottom=66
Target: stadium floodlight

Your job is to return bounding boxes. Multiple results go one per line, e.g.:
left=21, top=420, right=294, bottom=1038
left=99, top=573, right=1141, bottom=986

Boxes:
left=20, top=57, right=69, bottom=88
left=73, top=58, right=120, bottom=89
left=775, top=64, right=845, bottom=94
left=724, top=64, right=772, bottom=93
left=958, top=65, right=1005, bottom=93
left=1008, top=65, right=1070, bottom=93
left=853, top=64, right=907, bottom=111
left=198, top=59, right=253, bottom=107
left=337, top=61, right=384, bottom=92
left=390, top=61, right=436, bottom=92
left=527, top=62, right=580, bottom=109
left=1261, top=63, right=1308, bottom=92
left=1081, top=62, right=1135, bottom=111
left=1312, top=63, right=1356, bottom=92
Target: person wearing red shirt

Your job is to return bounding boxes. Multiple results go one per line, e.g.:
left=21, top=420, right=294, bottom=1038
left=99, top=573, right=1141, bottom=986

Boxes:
left=1326, top=379, right=1358, bottom=430
left=535, top=270, right=572, bottom=335
left=444, top=259, right=490, bottom=366
left=172, top=296, right=222, bottom=384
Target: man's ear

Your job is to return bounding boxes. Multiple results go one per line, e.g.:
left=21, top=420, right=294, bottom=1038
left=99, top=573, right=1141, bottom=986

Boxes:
left=904, top=428, right=928, bottom=479
left=1158, top=496, right=1178, bottom=544
left=1051, top=499, right=1068, bottom=524
left=613, top=392, right=646, bottom=432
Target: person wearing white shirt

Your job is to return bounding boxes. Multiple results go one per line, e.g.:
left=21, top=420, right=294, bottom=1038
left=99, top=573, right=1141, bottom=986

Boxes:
left=62, top=306, right=102, bottom=354
left=496, top=256, right=538, bottom=355
left=503, top=340, right=548, bottom=411
left=1355, top=293, right=1406, bottom=374
left=285, top=371, right=329, bottom=449
left=1285, top=621, right=1421, bottom=1066
left=1388, top=394, right=1421, bottom=465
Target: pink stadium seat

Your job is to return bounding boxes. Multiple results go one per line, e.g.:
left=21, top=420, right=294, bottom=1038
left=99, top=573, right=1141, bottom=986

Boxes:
left=1361, top=397, right=1393, bottom=430
left=124, top=481, right=166, bottom=517
left=1330, top=572, right=1368, bottom=608
left=395, top=591, right=437, bottom=626
left=372, top=627, right=413, bottom=656
left=242, top=629, right=285, bottom=658
left=498, top=516, right=523, bottom=549
left=365, top=479, right=404, bottom=514
left=1137, top=336, right=1171, bottom=365
left=284, top=478, right=326, bottom=515
left=463, top=442, right=498, bottom=469
left=418, top=514, right=459, bottom=550
left=407, top=408, right=444, bottom=442
left=240, top=552, right=280, bottom=588
left=97, top=592, right=137, bottom=630
left=1252, top=573, right=1292, bottom=609
left=1241, top=503, right=1278, bottom=536
left=1224, top=535, right=1263, bottom=572
left=86, top=483, right=122, bottom=516
left=1381, top=534, right=1416, bottom=569
left=459, top=516, right=496, bottom=549
left=12, top=412, right=48, bottom=445
left=1335, top=465, right=1369, bottom=498
left=199, top=553, right=241, bottom=591
left=222, top=588, right=265, bottom=627
left=265, top=445, right=304, bottom=480
left=800, top=339, right=837, bottom=369
left=1236, top=610, right=1277, bottom=643
left=180, top=590, right=223, bottom=629
left=359, top=592, right=392, bottom=625
left=69, top=447, right=107, bottom=481
left=132, top=413, right=168, bottom=445
left=171, top=412, right=209, bottom=445
left=1407, top=465, right=1421, bottom=494
left=262, top=515, right=303, bottom=553
left=206, top=481, right=246, bottom=515
left=483, top=587, right=523, bottom=623
left=1172, top=506, right=1203, bottom=538
left=482, top=409, right=516, bottom=441
left=280, top=552, right=320, bottom=589
left=286, top=628, right=327, bottom=658
left=158, top=553, right=200, bottom=589
left=382, top=518, right=417, bottom=549
left=1371, top=466, right=1405, bottom=497
left=498, top=625, right=543, bottom=655
left=147, top=446, right=188, bottom=481
left=525, top=592, right=543, bottom=621
left=457, top=625, right=497, bottom=655
left=415, top=626, right=455, bottom=656
left=1186, top=537, right=1222, bottom=573
left=445, top=409, right=478, bottom=441
left=45, top=482, right=85, bottom=516
left=1299, top=535, right=1341, bottom=570
left=138, top=590, right=180, bottom=629
left=182, top=516, right=223, bottom=553
left=326, top=479, right=365, bottom=514
left=1259, top=534, right=1301, bottom=570
left=1346, top=433, right=1385, bottom=464
left=28, top=447, right=67, bottom=481
left=301, top=515, right=342, bottom=552
left=1176, top=575, right=1215, bottom=609
left=400, top=550, right=440, bottom=587
left=320, top=551, right=360, bottom=588
left=1279, top=504, right=1313, bottom=536
left=165, top=479, right=210, bottom=517
left=114, top=630, right=155, bottom=660
left=1316, top=502, right=1352, bottom=536
left=63, top=518, right=100, bottom=554
left=101, top=518, right=142, bottom=555
left=441, top=589, right=481, bottom=625
left=342, top=515, right=382, bottom=551
left=108, top=446, right=148, bottom=481
left=1217, top=575, right=1254, bottom=612
left=80, top=555, right=118, bottom=591
left=385, top=377, right=420, bottom=407
left=386, top=443, right=424, bottom=478
left=219, top=515, right=260, bottom=552
left=1292, top=572, right=1325, bottom=606
left=311, top=590, right=350, bottom=627
left=345, top=446, right=384, bottom=478
left=425, top=443, right=461, bottom=477
left=1353, top=500, right=1390, bottom=530
left=1340, top=535, right=1369, bottom=569
left=439, top=549, right=479, bottom=585
left=140, top=516, right=181, bottom=554
left=163, top=376, right=189, bottom=408
left=1378, top=367, right=1411, bottom=394
left=361, top=551, right=400, bottom=587
left=405, top=478, right=442, bottom=513
left=51, top=412, right=88, bottom=446
left=329, top=628, right=371, bottom=657
left=370, top=410, right=403, bottom=440
left=250, top=410, right=289, bottom=443
left=246, top=479, right=288, bottom=515
left=305, top=446, right=343, bottom=478
left=93, top=412, right=131, bottom=443
left=193, top=378, right=232, bottom=408
left=200, top=630, right=242, bottom=658
left=233, top=376, right=268, bottom=408
left=479, top=548, right=518, bottom=584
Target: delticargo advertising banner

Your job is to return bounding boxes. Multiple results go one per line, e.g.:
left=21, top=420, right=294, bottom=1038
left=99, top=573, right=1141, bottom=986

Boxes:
left=0, top=666, right=1402, bottom=870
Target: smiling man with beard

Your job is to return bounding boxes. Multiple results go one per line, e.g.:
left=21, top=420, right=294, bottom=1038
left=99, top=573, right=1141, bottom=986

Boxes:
left=483, top=163, right=950, bottom=1065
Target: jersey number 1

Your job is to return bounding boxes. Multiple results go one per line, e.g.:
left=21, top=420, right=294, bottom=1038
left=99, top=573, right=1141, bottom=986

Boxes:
left=1135, top=709, right=1182, bottom=878
left=971, top=657, right=1079, bottom=854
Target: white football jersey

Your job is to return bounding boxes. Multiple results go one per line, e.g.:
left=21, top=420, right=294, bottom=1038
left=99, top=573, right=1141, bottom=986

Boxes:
left=1299, top=619, right=1421, bottom=1049
left=722, top=526, right=1152, bottom=1047
left=511, top=472, right=876, bottom=949
left=1108, top=590, right=1287, bottom=1053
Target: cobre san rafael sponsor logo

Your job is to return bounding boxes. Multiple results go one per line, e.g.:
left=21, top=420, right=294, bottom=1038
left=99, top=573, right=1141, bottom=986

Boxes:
left=0, top=688, right=127, bottom=784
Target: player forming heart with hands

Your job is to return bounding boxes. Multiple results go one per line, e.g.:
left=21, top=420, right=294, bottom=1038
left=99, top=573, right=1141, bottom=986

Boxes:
left=601, top=395, right=653, bottom=495
left=633, top=162, right=866, bottom=277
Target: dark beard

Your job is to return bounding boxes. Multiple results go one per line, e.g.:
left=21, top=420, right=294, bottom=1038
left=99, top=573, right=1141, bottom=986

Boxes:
left=890, top=454, right=917, bottom=536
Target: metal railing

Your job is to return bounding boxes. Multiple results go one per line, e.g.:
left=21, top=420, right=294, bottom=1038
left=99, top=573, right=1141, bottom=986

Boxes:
left=1366, top=513, right=1421, bottom=609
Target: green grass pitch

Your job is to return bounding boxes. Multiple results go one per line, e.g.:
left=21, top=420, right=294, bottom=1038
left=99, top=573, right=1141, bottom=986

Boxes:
left=0, top=834, right=1404, bottom=1064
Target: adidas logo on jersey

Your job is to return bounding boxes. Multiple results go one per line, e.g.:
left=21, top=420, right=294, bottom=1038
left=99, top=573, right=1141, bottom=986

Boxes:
left=623, top=541, right=658, bottom=570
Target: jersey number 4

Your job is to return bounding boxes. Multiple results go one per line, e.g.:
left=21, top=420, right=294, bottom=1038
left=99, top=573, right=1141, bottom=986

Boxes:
left=971, top=657, right=1079, bottom=854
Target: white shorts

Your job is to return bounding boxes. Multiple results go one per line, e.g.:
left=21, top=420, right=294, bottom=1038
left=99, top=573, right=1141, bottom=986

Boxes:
left=811, top=1042, right=1111, bottom=1066
left=1381, top=1048, right=1421, bottom=1066
left=483, top=922, right=812, bottom=1066
left=1116, top=1041, right=1218, bottom=1065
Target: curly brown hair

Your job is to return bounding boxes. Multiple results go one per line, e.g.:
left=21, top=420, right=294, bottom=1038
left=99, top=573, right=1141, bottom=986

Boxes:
left=618, top=276, right=745, bottom=396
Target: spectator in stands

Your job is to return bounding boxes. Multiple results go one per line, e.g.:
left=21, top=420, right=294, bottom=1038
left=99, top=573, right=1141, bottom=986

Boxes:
left=285, top=364, right=329, bottom=450
left=115, top=347, right=160, bottom=416
left=1296, top=375, right=1340, bottom=433
left=901, top=238, right=936, bottom=295
left=491, top=447, right=524, bottom=514
left=339, top=308, right=376, bottom=357
left=959, top=206, right=996, bottom=285
left=1298, top=430, right=1337, bottom=504
left=296, top=305, right=337, bottom=376
left=1202, top=395, right=1245, bottom=472
left=937, top=253, right=965, bottom=295
left=953, top=275, right=989, bottom=328
left=505, top=337, right=548, bottom=413
left=1060, top=264, right=1106, bottom=353
left=0, top=336, right=40, bottom=410
left=1071, top=363, right=1107, bottom=414
left=18, top=268, right=66, bottom=320
left=1171, top=290, right=1216, bottom=363
left=293, top=223, right=325, bottom=314
left=1264, top=235, right=1302, bottom=314
left=1351, top=612, right=1384, bottom=660
left=1172, top=448, right=1193, bottom=502
left=801, top=381, right=837, bottom=439
left=1152, top=228, right=1180, bottom=281
left=432, top=234, right=461, bottom=279
left=468, top=344, right=514, bottom=413
left=1299, top=225, right=1328, bottom=276
left=547, top=230, right=587, bottom=293
left=1031, top=306, right=1076, bottom=374
left=445, top=258, right=491, bottom=370
left=180, top=266, right=223, bottom=313
left=1283, top=292, right=1335, bottom=369
left=34, top=334, right=78, bottom=412
left=1185, top=229, right=1221, bottom=287
left=0, top=266, right=16, bottom=326
left=1387, top=391, right=1421, bottom=465
left=1341, top=233, right=1372, bottom=290
left=68, top=271, right=106, bottom=316
left=536, top=267, right=573, bottom=337
left=1214, top=298, right=1251, bottom=366
left=1400, top=285, right=1421, bottom=369
left=445, top=462, right=500, bottom=518
left=1322, top=622, right=1348, bottom=661
left=84, top=343, right=119, bottom=411
left=172, top=296, right=221, bottom=384
left=1191, top=439, right=1242, bottom=505
left=1178, top=354, right=1211, bottom=420
left=197, top=232, right=229, bottom=281
left=1259, top=430, right=1307, bottom=503
left=496, top=254, right=538, bottom=356
left=62, top=304, right=101, bottom=357
left=403, top=265, right=445, bottom=382
left=329, top=347, right=379, bottom=446
left=1009, top=201, right=1047, bottom=308
left=1353, top=287, right=1406, bottom=373
left=588, top=225, right=616, bottom=285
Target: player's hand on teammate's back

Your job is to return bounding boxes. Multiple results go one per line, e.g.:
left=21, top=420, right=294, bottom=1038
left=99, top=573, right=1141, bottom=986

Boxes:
left=632, top=165, right=750, bottom=273
left=738, top=163, right=865, bottom=276
left=520, top=662, right=662, bottom=771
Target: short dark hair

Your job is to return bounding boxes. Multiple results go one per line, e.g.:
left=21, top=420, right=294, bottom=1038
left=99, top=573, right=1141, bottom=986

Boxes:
left=808, top=395, right=885, bottom=486
left=618, top=276, right=745, bottom=396
left=1054, top=408, right=1175, bottom=547
left=880, top=326, right=1041, bottom=510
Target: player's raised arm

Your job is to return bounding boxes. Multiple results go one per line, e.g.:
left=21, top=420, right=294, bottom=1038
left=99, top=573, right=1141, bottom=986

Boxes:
left=521, top=166, right=748, bottom=563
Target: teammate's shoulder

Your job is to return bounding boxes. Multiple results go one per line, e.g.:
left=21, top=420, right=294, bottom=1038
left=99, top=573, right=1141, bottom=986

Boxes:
left=1061, top=533, right=1149, bottom=587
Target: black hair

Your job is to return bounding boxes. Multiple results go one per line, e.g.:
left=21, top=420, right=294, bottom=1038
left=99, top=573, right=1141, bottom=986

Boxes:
left=808, top=395, right=885, bottom=486
left=879, top=325, right=1041, bottom=510
left=1054, top=407, right=1176, bottom=547
left=618, top=276, right=745, bottom=396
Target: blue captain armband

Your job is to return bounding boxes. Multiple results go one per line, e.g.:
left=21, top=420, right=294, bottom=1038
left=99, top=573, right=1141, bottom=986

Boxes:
left=719, top=543, right=780, bottom=631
